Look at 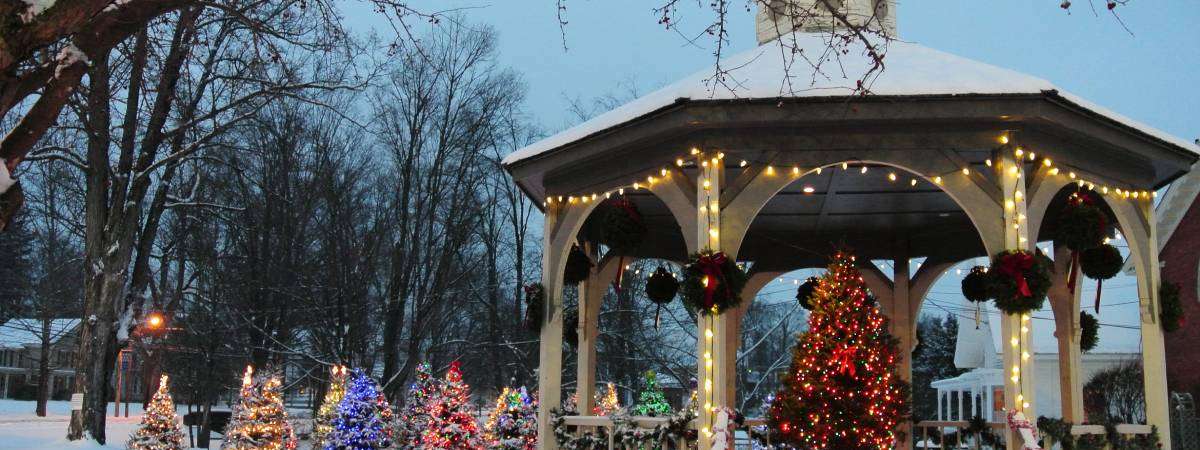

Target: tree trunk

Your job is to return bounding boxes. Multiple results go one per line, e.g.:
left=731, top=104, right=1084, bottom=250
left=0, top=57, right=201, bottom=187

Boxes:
left=35, top=317, right=50, bottom=417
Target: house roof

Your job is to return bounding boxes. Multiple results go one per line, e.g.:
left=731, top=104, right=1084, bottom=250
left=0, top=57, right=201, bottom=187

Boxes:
left=504, top=32, right=1198, bottom=167
left=0, top=319, right=81, bottom=349
left=1153, top=162, right=1200, bottom=252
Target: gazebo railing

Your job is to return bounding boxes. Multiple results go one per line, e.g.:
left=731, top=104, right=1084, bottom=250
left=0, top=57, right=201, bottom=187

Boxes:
left=557, top=416, right=773, bottom=450
left=1041, top=424, right=1156, bottom=449
left=913, top=420, right=1006, bottom=450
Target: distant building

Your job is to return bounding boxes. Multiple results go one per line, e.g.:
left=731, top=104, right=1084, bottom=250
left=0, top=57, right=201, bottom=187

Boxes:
left=1156, top=163, right=1200, bottom=398
left=0, top=318, right=80, bottom=399
left=932, top=315, right=1138, bottom=421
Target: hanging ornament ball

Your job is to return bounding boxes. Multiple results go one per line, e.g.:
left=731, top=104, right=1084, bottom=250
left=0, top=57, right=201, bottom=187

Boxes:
left=680, top=250, right=748, bottom=315
left=1079, top=311, right=1099, bottom=352
left=596, top=197, right=647, bottom=253
left=795, top=277, right=820, bottom=310
left=524, top=283, right=546, bottom=333
left=961, top=266, right=991, bottom=303
left=645, top=266, right=679, bottom=305
left=1160, top=281, right=1184, bottom=333
left=563, top=245, right=593, bottom=284
left=563, top=307, right=579, bottom=347
left=987, top=249, right=1053, bottom=316
left=1079, top=243, right=1122, bottom=281
left=1055, top=193, right=1107, bottom=252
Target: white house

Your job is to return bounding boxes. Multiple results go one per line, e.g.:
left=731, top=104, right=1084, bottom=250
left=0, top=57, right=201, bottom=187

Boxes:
left=0, top=318, right=80, bottom=399
left=932, top=312, right=1138, bottom=422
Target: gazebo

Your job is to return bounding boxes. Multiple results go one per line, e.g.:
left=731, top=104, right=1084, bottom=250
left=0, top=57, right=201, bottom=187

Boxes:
left=503, top=2, right=1198, bottom=449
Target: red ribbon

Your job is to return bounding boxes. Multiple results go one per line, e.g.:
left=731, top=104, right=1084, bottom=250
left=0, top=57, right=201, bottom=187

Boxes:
left=998, top=252, right=1035, bottom=298
left=833, top=345, right=857, bottom=377
left=696, top=253, right=731, bottom=310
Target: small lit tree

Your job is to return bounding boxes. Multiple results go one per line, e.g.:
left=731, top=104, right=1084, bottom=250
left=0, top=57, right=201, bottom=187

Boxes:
left=483, top=386, right=538, bottom=450
left=222, top=366, right=298, bottom=450
left=632, top=370, right=672, bottom=417
left=421, top=362, right=482, bottom=449
left=310, top=365, right=348, bottom=450
left=593, top=382, right=622, bottom=416
left=395, top=362, right=438, bottom=449
left=768, top=251, right=910, bottom=449
left=127, top=374, right=186, bottom=450
left=326, top=369, right=395, bottom=449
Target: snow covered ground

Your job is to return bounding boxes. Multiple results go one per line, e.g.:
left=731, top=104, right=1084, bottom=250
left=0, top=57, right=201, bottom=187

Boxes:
left=0, top=399, right=201, bottom=450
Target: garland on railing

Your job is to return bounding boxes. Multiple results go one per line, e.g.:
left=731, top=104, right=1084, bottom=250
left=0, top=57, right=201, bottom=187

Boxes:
left=964, top=416, right=1002, bottom=447
left=1035, top=417, right=1162, bottom=450
left=550, top=405, right=698, bottom=450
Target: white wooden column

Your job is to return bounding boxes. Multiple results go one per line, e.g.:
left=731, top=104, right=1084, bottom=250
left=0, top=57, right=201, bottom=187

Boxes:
left=1049, top=245, right=1085, bottom=423
left=890, top=253, right=915, bottom=449
left=1135, top=198, right=1172, bottom=448
left=696, top=153, right=729, bottom=449
left=576, top=246, right=605, bottom=415
left=998, top=146, right=1036, bottom=450
left=537, top=207, right=565, bottom=450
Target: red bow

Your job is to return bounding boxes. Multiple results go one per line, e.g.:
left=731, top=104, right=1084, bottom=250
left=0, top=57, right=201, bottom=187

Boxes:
left=998, top=252, right=1034, bottom=298
left=697, top=253, right=731, bottom=310
left=833, top=345, right=857, bottom=377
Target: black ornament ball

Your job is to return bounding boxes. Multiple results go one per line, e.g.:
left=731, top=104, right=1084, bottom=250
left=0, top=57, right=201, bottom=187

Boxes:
left=961, top=266, right=991, bottom=303
left=796, top=277, right=820, bottom=310
left=1055, top=195, right=1107, bottom=252
left=563, top=245, right=593, bottom=284
left=563, top=307, right=579, bottom=347
left=524, top=283, right=546, bottom=332
left=597, top=198, right=646, bottom=253
left=645, top=266, right=679, bottom=305
left=1080, top=243, right=1122, bottom=281
left=1079, top=311, right=1099, bottom=352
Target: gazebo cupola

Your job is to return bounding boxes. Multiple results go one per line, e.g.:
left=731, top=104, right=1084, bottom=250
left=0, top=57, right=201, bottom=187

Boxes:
left=505, top=2, right=1198, bottom=449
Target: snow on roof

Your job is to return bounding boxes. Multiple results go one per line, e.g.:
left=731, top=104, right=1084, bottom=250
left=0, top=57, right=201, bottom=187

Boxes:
left=504, top=33, right=1197, bottom=166
left=0, top=319, right=80, bottom=349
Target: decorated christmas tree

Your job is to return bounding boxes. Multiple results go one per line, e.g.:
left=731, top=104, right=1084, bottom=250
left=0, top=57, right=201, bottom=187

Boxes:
left=632, top=370, right=671, bottom=417
left=326, top=369, right=395, bottom=450
left=310, top=365, right=348, bottom=450
left=421, top=361, right=482, bottom=449
left=592, top=382, right=622, bottom=416
left=127, top=374, right=186, bottom=450
left=768, top=251, right=910, bottom=449
left=222, top=366, right=298, bottom=450
left=482, top=386, right=538, bottom=450
left=395, top=362, right=439, bottom=449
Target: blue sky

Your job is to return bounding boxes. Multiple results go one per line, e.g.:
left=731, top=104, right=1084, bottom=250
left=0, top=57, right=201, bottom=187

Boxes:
left=343, top=1, right=1197, bottom=352
left=347, top=1, right=1199, bottom=142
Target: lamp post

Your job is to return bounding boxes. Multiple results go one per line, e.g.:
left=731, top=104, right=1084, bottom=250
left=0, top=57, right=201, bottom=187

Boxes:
left=113, top=312, right=168, bottom=417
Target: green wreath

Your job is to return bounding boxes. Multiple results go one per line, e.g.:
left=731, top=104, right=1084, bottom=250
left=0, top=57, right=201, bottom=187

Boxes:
left=1160, top=281, right=1184, bottom=333
left=680, top=250, right=748, bottom=315
left=987, top=249, right=1053, bottom=315
left=1080, top=311, right=1099, bottom=352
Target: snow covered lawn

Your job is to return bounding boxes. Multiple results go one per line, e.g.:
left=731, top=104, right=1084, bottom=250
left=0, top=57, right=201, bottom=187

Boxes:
left=0, top=400, right=317, bottom=449
left=0, top=400, right=190, bottom=450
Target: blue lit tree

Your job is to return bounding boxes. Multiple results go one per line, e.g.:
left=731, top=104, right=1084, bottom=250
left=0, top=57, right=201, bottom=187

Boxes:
left=326, top=369, right=395, bottom=450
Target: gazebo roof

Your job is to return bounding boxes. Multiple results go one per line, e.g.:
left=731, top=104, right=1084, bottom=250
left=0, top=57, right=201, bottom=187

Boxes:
left=504, top=33, right=1197, bottom=168
left=505, top=33, right=1198, bottom=270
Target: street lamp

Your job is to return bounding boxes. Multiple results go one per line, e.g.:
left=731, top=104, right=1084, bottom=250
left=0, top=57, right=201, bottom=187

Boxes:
left=146, top=312, right=164, bottom=329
